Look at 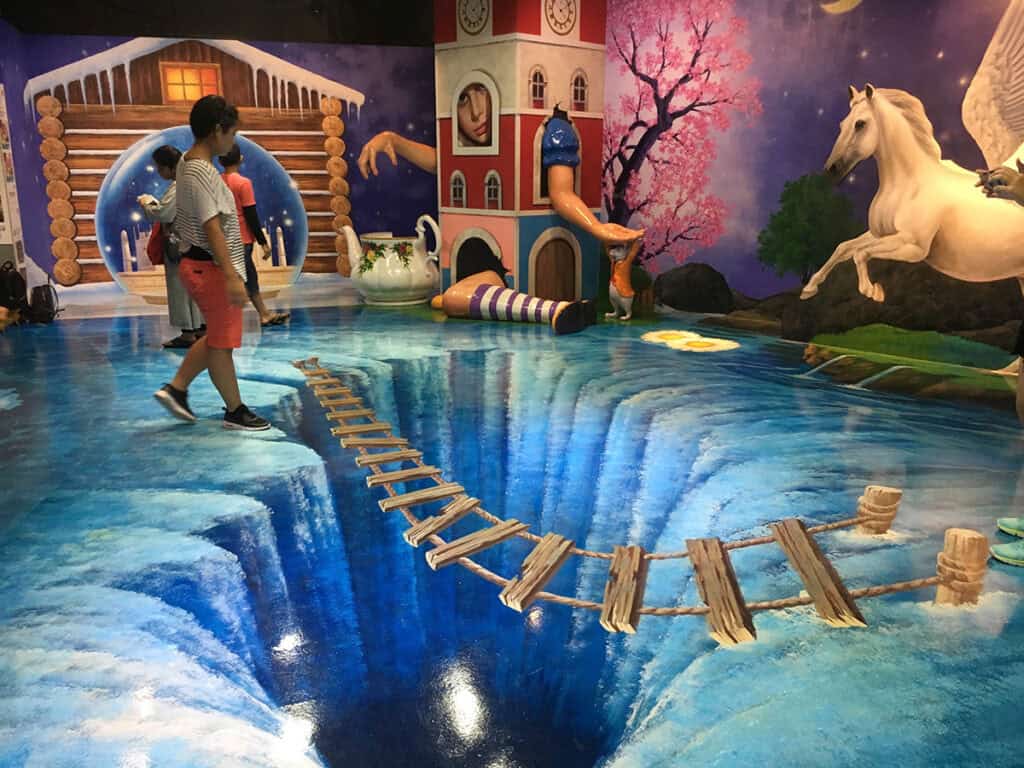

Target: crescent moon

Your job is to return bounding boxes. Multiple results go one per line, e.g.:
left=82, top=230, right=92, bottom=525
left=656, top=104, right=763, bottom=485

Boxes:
left=820, top=0, right=863, bottom=14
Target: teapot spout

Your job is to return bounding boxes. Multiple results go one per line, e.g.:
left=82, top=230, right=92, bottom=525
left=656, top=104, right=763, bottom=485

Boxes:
left=342, top=225, right=361, bottom=272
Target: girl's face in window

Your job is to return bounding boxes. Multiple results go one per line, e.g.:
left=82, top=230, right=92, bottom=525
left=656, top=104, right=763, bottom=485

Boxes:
left=457, top=84, right=491, bottom=146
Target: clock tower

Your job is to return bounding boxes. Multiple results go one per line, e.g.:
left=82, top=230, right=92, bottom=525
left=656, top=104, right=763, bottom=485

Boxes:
left=433, top=0, right=606, bottom=302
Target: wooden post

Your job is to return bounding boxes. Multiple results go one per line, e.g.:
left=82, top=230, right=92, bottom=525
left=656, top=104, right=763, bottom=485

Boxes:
left=856, top=485, right=902, bottom=534
left=934, top=528, right=988, bottom=606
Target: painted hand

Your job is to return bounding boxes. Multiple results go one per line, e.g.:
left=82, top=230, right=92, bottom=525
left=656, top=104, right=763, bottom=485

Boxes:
left=357, top=131, right=399, bottom=179
left=593, top=223, right=645, bottom=245
left=976, top=162, right=1024, bottom=203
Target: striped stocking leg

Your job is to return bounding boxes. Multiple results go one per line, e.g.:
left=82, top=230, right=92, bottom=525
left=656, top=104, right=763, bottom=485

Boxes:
left=467, top=284, right=568, bottom=325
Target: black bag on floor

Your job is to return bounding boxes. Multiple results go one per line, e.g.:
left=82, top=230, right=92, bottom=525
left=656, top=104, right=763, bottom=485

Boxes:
left=27, top=278, right=60, bottom=324
left=0, top=262, right=28, bottom=316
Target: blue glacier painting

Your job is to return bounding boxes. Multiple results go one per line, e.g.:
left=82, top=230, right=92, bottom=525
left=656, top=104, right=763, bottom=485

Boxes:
left=0, top=308, right=1022, bottom=767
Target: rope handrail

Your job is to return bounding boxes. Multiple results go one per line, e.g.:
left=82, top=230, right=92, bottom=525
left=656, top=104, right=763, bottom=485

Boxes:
left=291, top=358, right=984, bottom=636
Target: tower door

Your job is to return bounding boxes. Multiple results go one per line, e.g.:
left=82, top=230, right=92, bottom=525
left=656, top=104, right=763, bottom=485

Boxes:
left=534, top=238, right=576, bottom=301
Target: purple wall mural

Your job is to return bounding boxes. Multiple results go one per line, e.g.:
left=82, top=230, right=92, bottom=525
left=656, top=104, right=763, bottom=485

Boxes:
left=690, top=0, right=1010, bottom=298
left=0, top=20, right=436, bottom=280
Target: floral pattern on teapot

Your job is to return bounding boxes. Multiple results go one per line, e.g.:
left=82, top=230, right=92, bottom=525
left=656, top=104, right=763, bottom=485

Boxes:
left=358, top=240, right=414, bottom=275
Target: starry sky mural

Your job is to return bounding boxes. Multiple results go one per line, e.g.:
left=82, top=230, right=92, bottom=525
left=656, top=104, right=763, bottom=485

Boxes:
left=0, top=23, right=436, bottom=278
left=695, top=0, right=1011, bottom=297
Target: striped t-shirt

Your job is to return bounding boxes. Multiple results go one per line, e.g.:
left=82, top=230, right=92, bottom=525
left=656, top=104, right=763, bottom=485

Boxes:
left=174, top=156, right=246, bottom=278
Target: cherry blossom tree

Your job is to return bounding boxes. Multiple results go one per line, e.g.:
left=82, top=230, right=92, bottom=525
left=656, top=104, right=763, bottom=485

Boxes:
left=603, top=0, right=761, bottom=268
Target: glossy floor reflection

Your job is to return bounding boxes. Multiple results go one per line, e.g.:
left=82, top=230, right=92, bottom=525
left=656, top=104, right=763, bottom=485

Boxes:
left=1, top=306, right=1022, bottom=767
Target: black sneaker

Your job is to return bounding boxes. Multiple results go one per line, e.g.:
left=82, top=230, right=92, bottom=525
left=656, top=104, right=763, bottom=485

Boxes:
left=154, top=384, right=197, bottom=422
left=223, top=404, right=271, bottom=431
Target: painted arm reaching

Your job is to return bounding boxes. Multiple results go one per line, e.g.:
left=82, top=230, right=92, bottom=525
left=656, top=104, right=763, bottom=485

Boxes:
left=357, top=131, right=437, bottom=178
left=355, top=118, right=644, bottom=246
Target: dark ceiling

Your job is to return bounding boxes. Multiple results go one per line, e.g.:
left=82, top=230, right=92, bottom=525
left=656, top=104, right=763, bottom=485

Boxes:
left=0, top=0, right=435, bottom=46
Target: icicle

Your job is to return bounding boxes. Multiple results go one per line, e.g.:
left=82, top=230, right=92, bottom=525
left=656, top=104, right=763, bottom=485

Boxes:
left=107, top=67, right=116, bottom=112
left=276, top=226, right=286, bottom=265
left=125, top=59, right=132, bottom=104
left=252, top=66, right=259, bottom=108
left=80, top=77, right=87, bottom=106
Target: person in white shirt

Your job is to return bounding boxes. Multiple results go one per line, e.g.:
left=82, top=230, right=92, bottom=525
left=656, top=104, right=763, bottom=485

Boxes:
left=138, top=144, right=204, bottom=348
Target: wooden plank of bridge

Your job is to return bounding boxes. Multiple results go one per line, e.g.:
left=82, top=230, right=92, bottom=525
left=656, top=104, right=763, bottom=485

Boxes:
left=355, top=448, right=422, bottom=467
left=404, top=495, right=480, bottom=546
left=322, top=396, right=363, bottom=408
left=425, top=519, right=529, bottom=570
left=310, top=378, right=345, bottom=389
left=770, top=518, right=867, bottom=628
left=686, top=537, right=757, bottom=645
left=342, top=436, right=409, bottom=449
left=332, top=421, right=392, bottom=437
left=378, top=483, right=465, bottom=512
left=599, top=545, right=649, bottom=634
left=500, top=533, right=575, bottom=612
left=301, top=368, right=332, bottom=379
left=366, top=466, right=440, bottom=488
left=327, top=408, right=376, bottom=422
left=315, top=386, right=350, bottom=397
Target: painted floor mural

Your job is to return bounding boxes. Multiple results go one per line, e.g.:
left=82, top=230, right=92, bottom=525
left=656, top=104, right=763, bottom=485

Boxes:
left=1, top=307, right=1022, bottom=767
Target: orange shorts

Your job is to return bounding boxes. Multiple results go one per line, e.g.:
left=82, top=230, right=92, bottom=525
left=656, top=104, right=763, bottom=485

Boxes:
left=179, top=258, right=242, bottom=349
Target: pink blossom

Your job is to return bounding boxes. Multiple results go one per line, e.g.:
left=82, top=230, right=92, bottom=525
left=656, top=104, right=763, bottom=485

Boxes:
left=604, top=0, right=762, bottom=270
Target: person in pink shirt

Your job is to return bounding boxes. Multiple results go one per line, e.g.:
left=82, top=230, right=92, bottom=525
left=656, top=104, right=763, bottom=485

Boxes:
left=218, top=144, right=289, bottom=327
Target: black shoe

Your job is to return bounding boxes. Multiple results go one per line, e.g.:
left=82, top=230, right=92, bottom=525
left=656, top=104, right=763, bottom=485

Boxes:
left=154, top=384, right=197, bottom=422
left=551, top=301, right=588, bottom=335
left=581, top=299, right=598, bottom=327
left=223, top=404, right=271, bottom=431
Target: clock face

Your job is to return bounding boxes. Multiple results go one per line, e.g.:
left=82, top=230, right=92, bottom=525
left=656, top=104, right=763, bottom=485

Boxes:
left=545, top=0, right=577, bottom=35
left=458, top=0, right=489, bottom=35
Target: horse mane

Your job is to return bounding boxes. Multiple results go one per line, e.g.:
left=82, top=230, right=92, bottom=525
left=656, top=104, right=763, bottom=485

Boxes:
left=875, top=88, right=942, bottom=160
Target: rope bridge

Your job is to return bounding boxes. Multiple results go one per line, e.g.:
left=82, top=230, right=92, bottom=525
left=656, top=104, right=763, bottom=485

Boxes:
left=293, top=357, right=990, bottom=646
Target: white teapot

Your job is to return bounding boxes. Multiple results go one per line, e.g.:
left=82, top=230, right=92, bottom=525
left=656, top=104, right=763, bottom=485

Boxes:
left=343, top=215, right=441, bottom=305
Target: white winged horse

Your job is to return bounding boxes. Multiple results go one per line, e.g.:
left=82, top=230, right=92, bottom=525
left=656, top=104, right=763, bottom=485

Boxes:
left=801, top=0, right=1024, bottom=316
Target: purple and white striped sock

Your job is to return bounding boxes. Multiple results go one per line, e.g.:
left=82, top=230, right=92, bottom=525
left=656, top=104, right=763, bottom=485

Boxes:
left=468, top=285, right=567, bottom=324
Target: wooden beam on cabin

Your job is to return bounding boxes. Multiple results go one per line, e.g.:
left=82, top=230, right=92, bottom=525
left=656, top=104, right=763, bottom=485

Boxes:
left=425, top=519, right=529, bottom=570
left=686, top=538, right=757, bottom=646
left=770, top=518, right=867, bottom=628
left=331, top=421, right=392, bottom=437
left=378, top=482, right=464, bottom=513
left=500, top=533, right=575, bottom=612
left=599, top=545, right=649, bottom=634
left=354, top=449, right=422, bottom=467
left=366, top=466, right=440, bottom=488
left=404, top=496, right=480, bottom=546
left=327, top=408, right=375, bottom=421
left=342, top=436, right=409, bottom=449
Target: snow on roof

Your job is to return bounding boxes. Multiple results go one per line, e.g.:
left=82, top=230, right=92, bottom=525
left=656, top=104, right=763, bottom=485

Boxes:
left=24, top=37, right=365, bottom=113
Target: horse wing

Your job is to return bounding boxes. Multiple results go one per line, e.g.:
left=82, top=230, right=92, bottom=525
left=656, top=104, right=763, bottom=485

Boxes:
left=963, top=0, right=1024, bottom=168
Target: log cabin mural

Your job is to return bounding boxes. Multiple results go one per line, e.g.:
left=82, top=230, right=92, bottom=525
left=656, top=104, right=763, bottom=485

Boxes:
left=23, top=38, right=364, bottom=294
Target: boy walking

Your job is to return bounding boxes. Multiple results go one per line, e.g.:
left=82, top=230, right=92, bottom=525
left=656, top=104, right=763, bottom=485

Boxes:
left=218, top=144, right=289, bottom=327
